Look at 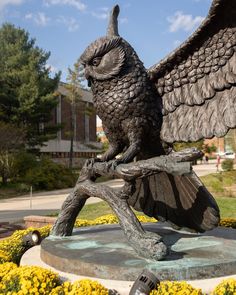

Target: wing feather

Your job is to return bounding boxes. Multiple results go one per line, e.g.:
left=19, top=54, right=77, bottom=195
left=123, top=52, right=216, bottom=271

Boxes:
left=128, top=172, right=220, bottom=232
left=148, top=0, right=236, bottom=143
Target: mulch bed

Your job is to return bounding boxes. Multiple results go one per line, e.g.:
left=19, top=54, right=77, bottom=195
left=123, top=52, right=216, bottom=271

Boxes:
left=0, top=223, right=24, bottom=239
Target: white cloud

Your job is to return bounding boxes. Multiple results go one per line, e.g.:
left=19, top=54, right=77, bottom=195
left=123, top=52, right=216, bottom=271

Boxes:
left=91, top=7, right=109, bottom=20
left=57, top=16, right=79, bottom=32
left=25, top=12, right=50, bottom=26
left=0, top=0, right=24, bottom=11
left=167, top=11, right=204, bottom=32
left=46, top=63, right=58, bottom=73
left=91, top=7, right=128, bottom=23
left=43, top=0, right=86, bottom=11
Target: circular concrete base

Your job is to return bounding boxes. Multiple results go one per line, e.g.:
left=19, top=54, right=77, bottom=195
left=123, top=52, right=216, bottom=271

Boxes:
left=41, top=223, right=236, bottom=281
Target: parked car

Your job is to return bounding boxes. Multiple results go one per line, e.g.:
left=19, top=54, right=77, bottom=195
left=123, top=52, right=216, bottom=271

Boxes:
left=216, top=152, right=235, bottom=159
left=224, top=152, right=235, bottom=159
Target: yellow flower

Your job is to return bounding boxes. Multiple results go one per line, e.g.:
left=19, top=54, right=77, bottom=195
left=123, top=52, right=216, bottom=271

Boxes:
left=150, top=281, right=203, bottom=295
left=212, top=278, right=236, bottom=294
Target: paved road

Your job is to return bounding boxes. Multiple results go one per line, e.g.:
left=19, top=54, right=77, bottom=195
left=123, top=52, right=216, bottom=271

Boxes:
left=0, top=161, right=226, bottom=223
left=0, top=179, right=124, bottom=223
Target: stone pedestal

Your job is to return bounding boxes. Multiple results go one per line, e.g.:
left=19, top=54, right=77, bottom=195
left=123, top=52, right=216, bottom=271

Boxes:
left=41, top=223, right=236, bottom=281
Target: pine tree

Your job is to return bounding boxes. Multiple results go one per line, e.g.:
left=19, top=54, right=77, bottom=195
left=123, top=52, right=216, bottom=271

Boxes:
left=0, top=23, right=61, bottom=149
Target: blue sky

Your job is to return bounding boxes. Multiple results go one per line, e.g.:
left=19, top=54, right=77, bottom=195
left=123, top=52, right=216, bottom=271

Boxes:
left=1, top=0, right=212, bottom=83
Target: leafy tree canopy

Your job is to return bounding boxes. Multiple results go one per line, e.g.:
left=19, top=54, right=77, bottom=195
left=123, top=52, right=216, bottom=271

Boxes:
left=0, top=23, right=61, bottom=148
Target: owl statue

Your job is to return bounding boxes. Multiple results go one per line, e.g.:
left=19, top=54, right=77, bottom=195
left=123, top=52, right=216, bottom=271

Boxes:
left=79, top=0, right=235, bottom=233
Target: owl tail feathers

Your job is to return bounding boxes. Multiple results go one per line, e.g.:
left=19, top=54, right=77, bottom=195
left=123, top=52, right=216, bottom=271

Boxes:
left=128, top=171, right=220, bottom=233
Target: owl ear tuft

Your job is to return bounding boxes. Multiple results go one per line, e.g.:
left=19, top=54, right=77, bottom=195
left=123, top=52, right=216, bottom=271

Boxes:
left=107, top=5, right=120, bottom=37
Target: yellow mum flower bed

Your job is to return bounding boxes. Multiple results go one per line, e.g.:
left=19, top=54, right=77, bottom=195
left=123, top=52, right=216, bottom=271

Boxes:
left=0, top=264, right=60, bottom=294
left=0, top=226, right=51, bottom=264
left=0, top=263, right=108, bottom=295
left=51, top=279, right=108, bottom=295
left=212, top=278, right=236, bottom=295
left=74, top=214, right=156, bottom=227
left=219, top=218, right=236, bottom=229
left=150, top=281, right=203, bottom=295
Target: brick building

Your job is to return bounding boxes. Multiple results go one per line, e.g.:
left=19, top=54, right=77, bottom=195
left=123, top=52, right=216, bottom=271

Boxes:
left=41, top=83, right=102, bottom=167
left=204, top=129, right=236, bottom=155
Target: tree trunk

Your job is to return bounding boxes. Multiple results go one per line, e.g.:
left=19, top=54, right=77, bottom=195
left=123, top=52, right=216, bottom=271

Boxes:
left=1, top=171, right=8, bottom=185
left=69, top=99, right=76, bottom=170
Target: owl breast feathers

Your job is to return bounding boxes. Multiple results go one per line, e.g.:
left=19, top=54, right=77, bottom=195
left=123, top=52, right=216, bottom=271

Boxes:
left=80, top=34, right=164, bottom=163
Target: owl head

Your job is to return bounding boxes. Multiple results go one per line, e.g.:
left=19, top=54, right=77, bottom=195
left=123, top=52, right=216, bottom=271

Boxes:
left=79, top=5, right=133, bottom=85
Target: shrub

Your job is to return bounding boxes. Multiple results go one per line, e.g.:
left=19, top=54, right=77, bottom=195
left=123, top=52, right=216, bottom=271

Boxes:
left=14, top=150, right=38, bottom=178
left=23, top=156, right=77, bottom=190
left=212, top=278, right=236, bottom=294
left=221, top=159, right=234, bottom=171
left=150, top=281, right=203, bottom=294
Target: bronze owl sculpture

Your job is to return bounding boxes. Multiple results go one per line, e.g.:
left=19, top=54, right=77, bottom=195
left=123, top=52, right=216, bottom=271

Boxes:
left=79, top=0, right=236, bottom=234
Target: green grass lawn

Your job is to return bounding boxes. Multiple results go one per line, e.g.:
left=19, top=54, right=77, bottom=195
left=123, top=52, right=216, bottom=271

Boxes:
left=200, top=170, right=236, bottom=218
left=215, top=197, right=236, bottom=218
left=77, top=196, right=236, bottom=220
left=78, top=201, right=147, bottom=220
left=79, top=201, right=113, bottom=220
left=200, top=170, right=236, bottom=198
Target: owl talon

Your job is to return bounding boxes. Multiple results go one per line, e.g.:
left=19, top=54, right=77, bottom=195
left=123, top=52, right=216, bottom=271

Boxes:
left=107, top=159, right=122, bottom=170
left=85, top=157, right=101, bottom=168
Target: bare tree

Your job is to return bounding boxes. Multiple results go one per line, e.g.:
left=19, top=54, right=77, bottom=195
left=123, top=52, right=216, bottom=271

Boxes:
left=0, top=122, right=25, bottom=184
left=65, top=62, right=82, bottom=170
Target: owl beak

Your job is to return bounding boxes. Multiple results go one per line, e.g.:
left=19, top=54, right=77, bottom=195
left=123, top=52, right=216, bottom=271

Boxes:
left=84, top=68, right=91, bottom=80
left=84, top=68, right=93, bottom=87
left=88, top=78, right=91, bottom=87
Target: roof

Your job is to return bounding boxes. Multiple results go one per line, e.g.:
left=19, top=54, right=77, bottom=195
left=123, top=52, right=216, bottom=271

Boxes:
left=58, top=82, right=93, bottom=104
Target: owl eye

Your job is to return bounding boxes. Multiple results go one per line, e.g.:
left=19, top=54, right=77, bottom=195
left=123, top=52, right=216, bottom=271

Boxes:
left=91, top=57, right=102, bottom=66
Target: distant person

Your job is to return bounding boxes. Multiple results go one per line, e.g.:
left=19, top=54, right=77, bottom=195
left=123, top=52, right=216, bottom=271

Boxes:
left=200, top=156, right=203, bottom=164
left=216, top=155, right=220, bottom=172
left=205, top=155, right=209, bottom=163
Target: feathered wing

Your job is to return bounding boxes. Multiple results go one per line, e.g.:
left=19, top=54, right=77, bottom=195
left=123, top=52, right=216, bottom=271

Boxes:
left=128, top=172, right=220, bottom=232
left=128, top=0, right=236, bottom=232
left=148, top=0, right=236, bottom=143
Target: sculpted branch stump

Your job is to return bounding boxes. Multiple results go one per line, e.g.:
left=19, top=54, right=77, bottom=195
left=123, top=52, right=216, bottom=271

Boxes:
left=52, top=148, right=203, bottom=261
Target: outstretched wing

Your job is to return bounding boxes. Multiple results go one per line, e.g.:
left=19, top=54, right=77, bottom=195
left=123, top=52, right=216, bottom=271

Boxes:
left=148, top=0, right=236, bottom=143
left=128, top=172, right=220, bottom=233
